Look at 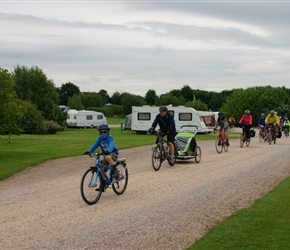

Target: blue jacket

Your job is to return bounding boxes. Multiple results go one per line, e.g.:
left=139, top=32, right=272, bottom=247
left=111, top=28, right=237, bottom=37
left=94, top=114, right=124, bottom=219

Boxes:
left=258, top=117, right=266, bottom=126
left=151, top=113, right=176, bottom=134
left=89, top=134, right=119, bottom=155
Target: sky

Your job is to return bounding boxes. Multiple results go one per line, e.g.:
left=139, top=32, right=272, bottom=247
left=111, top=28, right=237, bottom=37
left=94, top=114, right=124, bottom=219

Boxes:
left=1, top=1, right=290, bottom=96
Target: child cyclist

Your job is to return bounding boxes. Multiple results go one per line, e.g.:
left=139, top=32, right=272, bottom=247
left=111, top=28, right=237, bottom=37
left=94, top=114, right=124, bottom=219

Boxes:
left=84, top=124, right=120, bottom=178
left=214, top=112, right=230, bottom=146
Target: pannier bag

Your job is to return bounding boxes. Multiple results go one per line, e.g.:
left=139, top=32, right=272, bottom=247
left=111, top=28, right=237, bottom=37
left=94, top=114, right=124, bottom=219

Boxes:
left=250, top=129, right=256, bottom=138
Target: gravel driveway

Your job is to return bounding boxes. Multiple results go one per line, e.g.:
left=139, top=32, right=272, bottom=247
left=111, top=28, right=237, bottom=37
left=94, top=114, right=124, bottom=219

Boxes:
left=1, top=134, right=290, bottom=250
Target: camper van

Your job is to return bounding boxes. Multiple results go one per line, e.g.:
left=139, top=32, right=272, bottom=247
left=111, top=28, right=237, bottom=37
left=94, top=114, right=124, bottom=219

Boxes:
left=67, top=109, right=107, bottom=128
left=127, top=105, right=212, bottom=134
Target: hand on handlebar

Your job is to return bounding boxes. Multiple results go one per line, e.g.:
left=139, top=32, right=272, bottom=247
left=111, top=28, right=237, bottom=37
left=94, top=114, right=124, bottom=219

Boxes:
left=84, top=150, right=91, bottom=155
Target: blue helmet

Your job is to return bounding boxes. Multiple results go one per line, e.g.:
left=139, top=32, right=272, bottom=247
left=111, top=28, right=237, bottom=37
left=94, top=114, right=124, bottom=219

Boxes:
left=245, top=110, right=250, bottom=114
left=98, top=124, right=110, bottom=131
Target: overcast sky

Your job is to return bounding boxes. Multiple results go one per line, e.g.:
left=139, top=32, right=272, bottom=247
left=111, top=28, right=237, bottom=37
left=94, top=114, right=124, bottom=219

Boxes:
left=1, top=1, right=290, bottom=96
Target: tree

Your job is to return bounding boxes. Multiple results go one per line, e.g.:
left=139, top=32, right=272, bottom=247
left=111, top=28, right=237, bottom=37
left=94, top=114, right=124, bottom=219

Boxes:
left=12, top=65, right=60, bottom=121
left=145, top=89, right=158, bottom=105
left=121, top=93, right=146, bottom=115
left=0, top=68, right=24, bottom=142
left=111, top=91, right=122, bottom=105
left=56, top=82, right=80, bottom=106
left=222, top=86, right=289, bottom=123
left=68, top=94, right=84, bottom=110
left=98, top=89, right=110, bottom=105
left=82, top=92, right=103, bottom=109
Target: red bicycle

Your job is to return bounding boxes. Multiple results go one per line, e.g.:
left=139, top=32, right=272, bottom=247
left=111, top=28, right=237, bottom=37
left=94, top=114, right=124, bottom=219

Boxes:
left=215, top=128, right=229, bottom=154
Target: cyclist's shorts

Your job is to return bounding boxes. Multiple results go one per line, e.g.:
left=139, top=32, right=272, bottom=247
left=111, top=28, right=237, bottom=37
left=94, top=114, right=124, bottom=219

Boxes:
left=167, top=133, right=175, bottom=143
left=100, top=153, right=118, bottom=168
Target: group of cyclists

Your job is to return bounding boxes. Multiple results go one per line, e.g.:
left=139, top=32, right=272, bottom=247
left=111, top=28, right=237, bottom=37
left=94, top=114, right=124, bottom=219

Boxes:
left=85, top=106, right=289, bottom=177
left=214, top=109, right=290, bottom=146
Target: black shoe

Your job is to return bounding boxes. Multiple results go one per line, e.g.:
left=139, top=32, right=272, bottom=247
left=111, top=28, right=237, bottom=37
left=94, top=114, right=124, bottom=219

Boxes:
left=95, top=187, right=105, bottom=192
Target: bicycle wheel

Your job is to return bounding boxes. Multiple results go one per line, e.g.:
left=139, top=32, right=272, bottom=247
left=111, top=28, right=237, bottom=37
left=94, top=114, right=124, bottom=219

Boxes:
left=246, top=138, right=250, bottom=147
left=240, top=134, right=244, bottom=148
left=268, top=131, right=272, bottom=145
left=112, top=162, right=128, bottom=195
left=152, top=144, right=163, bottom=171
left=223, top=140, right=229, bottom=152
left=80, top=168, right=103, bottom=205
left=259, top=130, right=263, bottom=143
left=273, top=134, right=276, bottom=144
left=215, top=135, right=223, bottom=154
left=285, top=128, right=289, bottom=137
left=194, top=146, right=202, bottom=163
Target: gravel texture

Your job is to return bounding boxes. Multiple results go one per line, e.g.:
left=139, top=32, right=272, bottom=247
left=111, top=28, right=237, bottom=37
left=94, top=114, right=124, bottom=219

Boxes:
left=1, top=132, right=290, bottom=250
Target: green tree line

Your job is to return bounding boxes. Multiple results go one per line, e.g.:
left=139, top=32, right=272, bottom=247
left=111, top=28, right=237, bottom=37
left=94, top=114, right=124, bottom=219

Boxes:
left=1, top=65, right=290, bottom=138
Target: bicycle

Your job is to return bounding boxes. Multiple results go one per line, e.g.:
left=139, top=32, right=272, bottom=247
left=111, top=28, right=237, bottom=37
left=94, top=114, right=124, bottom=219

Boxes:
left=151, top=131, right=176, bottom=171
left=214, top=128, right=229, bottom=154
left=258, top=125, right=267, bottom=143
left=284, top=126, right=289, bottom=137
left=80, top=153, right=128, bottom=205
left=266, top=124, right=276, bottom=145
left=240, top=124, right=250, bottom=148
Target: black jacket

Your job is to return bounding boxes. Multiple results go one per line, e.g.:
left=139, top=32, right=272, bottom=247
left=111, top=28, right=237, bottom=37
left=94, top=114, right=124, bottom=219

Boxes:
left=151, top=113, right=176, bottom=134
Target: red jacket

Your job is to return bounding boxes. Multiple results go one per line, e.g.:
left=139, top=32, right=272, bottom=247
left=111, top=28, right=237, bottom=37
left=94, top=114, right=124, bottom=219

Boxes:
left=239, top=114, right=252, bottom=125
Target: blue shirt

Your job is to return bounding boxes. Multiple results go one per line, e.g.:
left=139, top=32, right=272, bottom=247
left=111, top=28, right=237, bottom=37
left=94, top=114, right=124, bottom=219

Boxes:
left=89, top=134, right=119, bottom=155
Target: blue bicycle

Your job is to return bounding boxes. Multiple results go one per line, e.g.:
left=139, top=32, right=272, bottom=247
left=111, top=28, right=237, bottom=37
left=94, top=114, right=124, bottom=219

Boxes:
left=80, top=153, right=128, bottom=205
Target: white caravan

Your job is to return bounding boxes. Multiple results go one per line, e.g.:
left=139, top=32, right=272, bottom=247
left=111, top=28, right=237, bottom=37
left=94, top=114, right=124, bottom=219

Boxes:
left=129, top=105, right=212, bottom=133
left=67, top=109, right=107, bottom=128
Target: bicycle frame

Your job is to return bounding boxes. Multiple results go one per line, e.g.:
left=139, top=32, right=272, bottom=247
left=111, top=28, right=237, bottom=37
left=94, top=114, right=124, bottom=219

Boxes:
left=80, top=153, right=128, bottom=205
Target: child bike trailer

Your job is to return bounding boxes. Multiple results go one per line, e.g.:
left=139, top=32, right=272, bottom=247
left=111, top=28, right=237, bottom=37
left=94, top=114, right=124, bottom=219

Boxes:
left=174, top=125, right=201, bottom=163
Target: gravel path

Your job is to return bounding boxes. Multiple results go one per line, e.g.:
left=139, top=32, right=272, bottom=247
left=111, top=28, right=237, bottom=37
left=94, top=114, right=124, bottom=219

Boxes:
left=1, top=134, right=290, bottom=250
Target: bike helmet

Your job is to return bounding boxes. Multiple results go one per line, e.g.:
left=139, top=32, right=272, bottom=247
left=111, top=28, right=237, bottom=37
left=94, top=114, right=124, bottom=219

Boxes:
left=218, top=111, right=224, bottom=116
left=98, top=124, right=110, bottom=131
left=159, top=106, right=168, bottom=112
left=261, top=113, right=265, bottom=116
left=245, top=110, right=250, bottom=114
left=270, top=110, right=275, bottom=114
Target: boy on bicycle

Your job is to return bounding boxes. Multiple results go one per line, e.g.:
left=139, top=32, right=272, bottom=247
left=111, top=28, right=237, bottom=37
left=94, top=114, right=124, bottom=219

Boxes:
left=214, top=112, right=229, bottom=146
left=149, top=106, right=176, bottom=165
left=84, top=124, right=120, bottom=178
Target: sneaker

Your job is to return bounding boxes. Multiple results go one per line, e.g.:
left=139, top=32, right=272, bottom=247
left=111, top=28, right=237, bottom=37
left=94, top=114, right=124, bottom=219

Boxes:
left=168, top=155, right=175, bottom=166
left=218, top=142, right=221, bottom=146
left=226, top=141, right=229, bottom=146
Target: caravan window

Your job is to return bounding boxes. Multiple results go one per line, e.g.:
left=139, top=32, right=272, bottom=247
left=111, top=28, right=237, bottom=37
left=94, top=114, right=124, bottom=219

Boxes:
left=86, top=115, right=93, bottom=120
left=138, top=113, right=151, bottom=120
left=97, top=115, right=103, bottom=119
left=179, top=113, right=192, bottom=121
left=168, top=110, right=174, bottom=117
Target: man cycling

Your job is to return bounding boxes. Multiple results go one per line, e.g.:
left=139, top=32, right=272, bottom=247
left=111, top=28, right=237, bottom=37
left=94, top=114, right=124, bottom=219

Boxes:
left=284, top=117, right=290, bottom=135
left=214, top=112, right=229, bottom=146
left=239, top=110, right=252, bottom=139
left=265, top=110, right=279, bottom=137
left=149, top=106, right=176, bottom=165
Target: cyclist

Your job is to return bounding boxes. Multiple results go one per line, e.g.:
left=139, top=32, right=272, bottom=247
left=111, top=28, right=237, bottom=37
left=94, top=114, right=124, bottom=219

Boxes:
left=258, top=113, right=266, bottom=128
left=265, top=110, right=279, bottom=138
left=149, top=106, right=176, bottom=165
left=84, top=124, right=120, bottom=178
left=284, top=117, right=290, bottom=134
left=238, top=109, right=252, bottom=139
left=214, top=111, right=229, bottom=146
left=258, top=113, right=266, bottom=139
left=228, top=114, right=235, bottom=130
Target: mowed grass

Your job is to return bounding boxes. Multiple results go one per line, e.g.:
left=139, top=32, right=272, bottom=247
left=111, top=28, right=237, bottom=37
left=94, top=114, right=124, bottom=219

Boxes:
left=186, top=177, right=290, bottom=249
